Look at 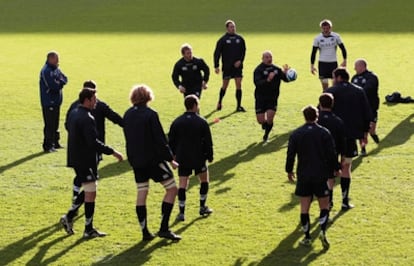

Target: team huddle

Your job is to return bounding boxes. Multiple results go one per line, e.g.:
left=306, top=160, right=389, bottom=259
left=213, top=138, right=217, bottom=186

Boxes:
left=39, top=19, right=379, bottom=246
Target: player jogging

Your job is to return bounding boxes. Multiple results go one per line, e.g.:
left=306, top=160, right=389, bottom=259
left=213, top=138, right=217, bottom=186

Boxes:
left=253, top=50, right=292, bottom=142
left=172, top=43, right=210, bottom=99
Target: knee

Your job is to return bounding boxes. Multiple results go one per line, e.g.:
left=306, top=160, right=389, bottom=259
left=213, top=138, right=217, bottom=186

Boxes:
left=164, top=179, right=178, bottom=195
left=168, top=186, right=178, bottom=197
left=256, top=117, right=265, bottom=124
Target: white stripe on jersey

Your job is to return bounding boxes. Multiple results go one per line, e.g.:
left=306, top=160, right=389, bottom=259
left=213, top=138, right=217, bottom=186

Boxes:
left=313, top=32, right=343, bottom=63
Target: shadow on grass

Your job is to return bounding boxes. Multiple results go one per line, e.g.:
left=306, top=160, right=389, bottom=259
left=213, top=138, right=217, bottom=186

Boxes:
left=279, top=113, right=414, bottom=213
left=200, top=132, right=290, bottom=193
left=0, top=215, right=83, bottom=266
left=278, top=191, right=299, bottom=213
left=246, top=209, right=349, bottom=265
left=98, top=160, right=131, bottom=180
left=92, top=216, right=204, bottom=265
left=0, top=151, right=46, bottom=174
left=206, top=110, right=237, bottom=126
left=98, top=126, right=290, bottom=194
left=352, top=113, right=414, bottom=170
left=27, top=237, right=85, bottom=266
left=247, top=219, right=326, bottom=265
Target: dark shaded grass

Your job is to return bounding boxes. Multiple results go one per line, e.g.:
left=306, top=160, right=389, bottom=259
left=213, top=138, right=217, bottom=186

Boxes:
left=0, top=0, right=413, bottom=33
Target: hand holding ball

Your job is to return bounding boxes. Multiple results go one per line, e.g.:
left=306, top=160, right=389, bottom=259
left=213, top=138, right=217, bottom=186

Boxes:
left=286, top=68, right=297, bottom=82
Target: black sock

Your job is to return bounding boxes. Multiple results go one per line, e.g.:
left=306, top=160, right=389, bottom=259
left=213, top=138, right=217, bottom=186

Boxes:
left=236, top=89, right=242, bottom=107
left=261, top=122, right=267, bottom=130
left=136, top=205, right=150, bottom=234
left=73, top=187, right=80, bottom=199
left=218, top=88, right=226, bottom=103
left=160, top=202, right=173, bottom=232
left=265, top=123, right=273, bottom=136
left=300, top=213, right=311, bottom=239
left=341, top=177, right=351, bottom=205
left=67, top=191, right=84, bottom=220
left=178, top=188, right=186, bottom=214
left=73, top=176, right=81, bottom=198
left=200, top=182, right=209, bottom=207
left=84, top=202, right=95, bottom=232
left=319, top=209, right=329, bottom=233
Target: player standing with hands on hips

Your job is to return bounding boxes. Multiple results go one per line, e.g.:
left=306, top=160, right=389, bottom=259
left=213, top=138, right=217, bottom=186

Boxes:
left=214, top=19, right=246, bottom=112
left=310, top=19, right=347, bottom=91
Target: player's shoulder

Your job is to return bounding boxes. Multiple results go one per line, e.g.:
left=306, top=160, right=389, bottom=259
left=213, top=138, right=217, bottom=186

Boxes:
left=197, top=114, right=209, bottom=124
left=325, top=85, right=337, bottom=94
left=350, top=82, right=364, bottom=91
left=236, top=33, right=245, bottom=40
left=254, top=62, right=265, bottom=70
left=96, top=99, right=109, bottom=109
left=314, top=33, right=324, bottom=40
left=218, top=33, right=228, bottom=40
left=367, top=70, right=379, bottom=79
left=193, top=56, right=206, bottom=63
left=272, top=64, right=282, bottom=71
left=295, top=123, right=313, bottom=134
left=76, top=106, right=95, bottom=123
left=175, top=57, right=185, bottom=65
left=330, top=31, right=342, bottom=38
left=171, top=113, right=185, bottom=125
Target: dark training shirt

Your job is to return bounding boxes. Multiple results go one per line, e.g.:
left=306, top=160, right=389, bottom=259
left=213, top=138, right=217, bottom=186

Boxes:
left=169, top=112, right=213, bottom=168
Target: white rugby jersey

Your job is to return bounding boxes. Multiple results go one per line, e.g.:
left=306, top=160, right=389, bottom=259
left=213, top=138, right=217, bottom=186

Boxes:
left=313, top=32, right=343, bottom=62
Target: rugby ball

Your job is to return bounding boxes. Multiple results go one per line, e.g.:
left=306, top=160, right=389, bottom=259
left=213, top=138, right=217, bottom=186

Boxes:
left=286, top=68, right=297, bottom=81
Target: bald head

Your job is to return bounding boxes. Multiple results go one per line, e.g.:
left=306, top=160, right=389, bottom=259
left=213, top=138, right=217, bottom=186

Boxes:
left=354, top=59, right=368, bottom=74
left=262, top=50, right=273, bottom=65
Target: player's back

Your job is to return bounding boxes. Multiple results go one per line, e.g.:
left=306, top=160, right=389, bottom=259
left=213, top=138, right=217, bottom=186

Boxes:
left=326, top=82, right=371, bottom=139
left=169, top=112, right=211, bottom=167
left=289, top=123, right=334, bottom=182
left=124, top=105, right=171, bottom=168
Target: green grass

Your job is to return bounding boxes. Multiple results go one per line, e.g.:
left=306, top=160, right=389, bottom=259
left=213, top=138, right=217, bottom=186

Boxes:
left=1, top=1, right=414, bottom=265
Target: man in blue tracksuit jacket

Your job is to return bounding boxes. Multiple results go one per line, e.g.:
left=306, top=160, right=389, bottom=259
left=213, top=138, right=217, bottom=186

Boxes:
left=39, top=51, right=68, bottom=152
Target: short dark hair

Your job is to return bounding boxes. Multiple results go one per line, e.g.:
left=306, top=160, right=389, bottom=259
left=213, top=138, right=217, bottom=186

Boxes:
left=302, top=105, right=318, bottom=122
left=79, top=87, right=96, bottom=104
left=333, top=67, right=350, bottom=81
left=180, top=43, right=192, bottom=55
left=319, top=19, right=332, bottom=27
left=184, top=94, right=199, bottom=110
left=225, top=19, right=235, bottom=28
left=47, top=51, right=58, bottom=60
left=83, top=80, right=97, bottom=89
left=319, top=93, right=334, bottom=109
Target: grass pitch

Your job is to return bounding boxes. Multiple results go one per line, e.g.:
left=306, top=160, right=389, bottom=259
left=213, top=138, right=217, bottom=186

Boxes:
left=1, top=1, right=414, bottom=265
